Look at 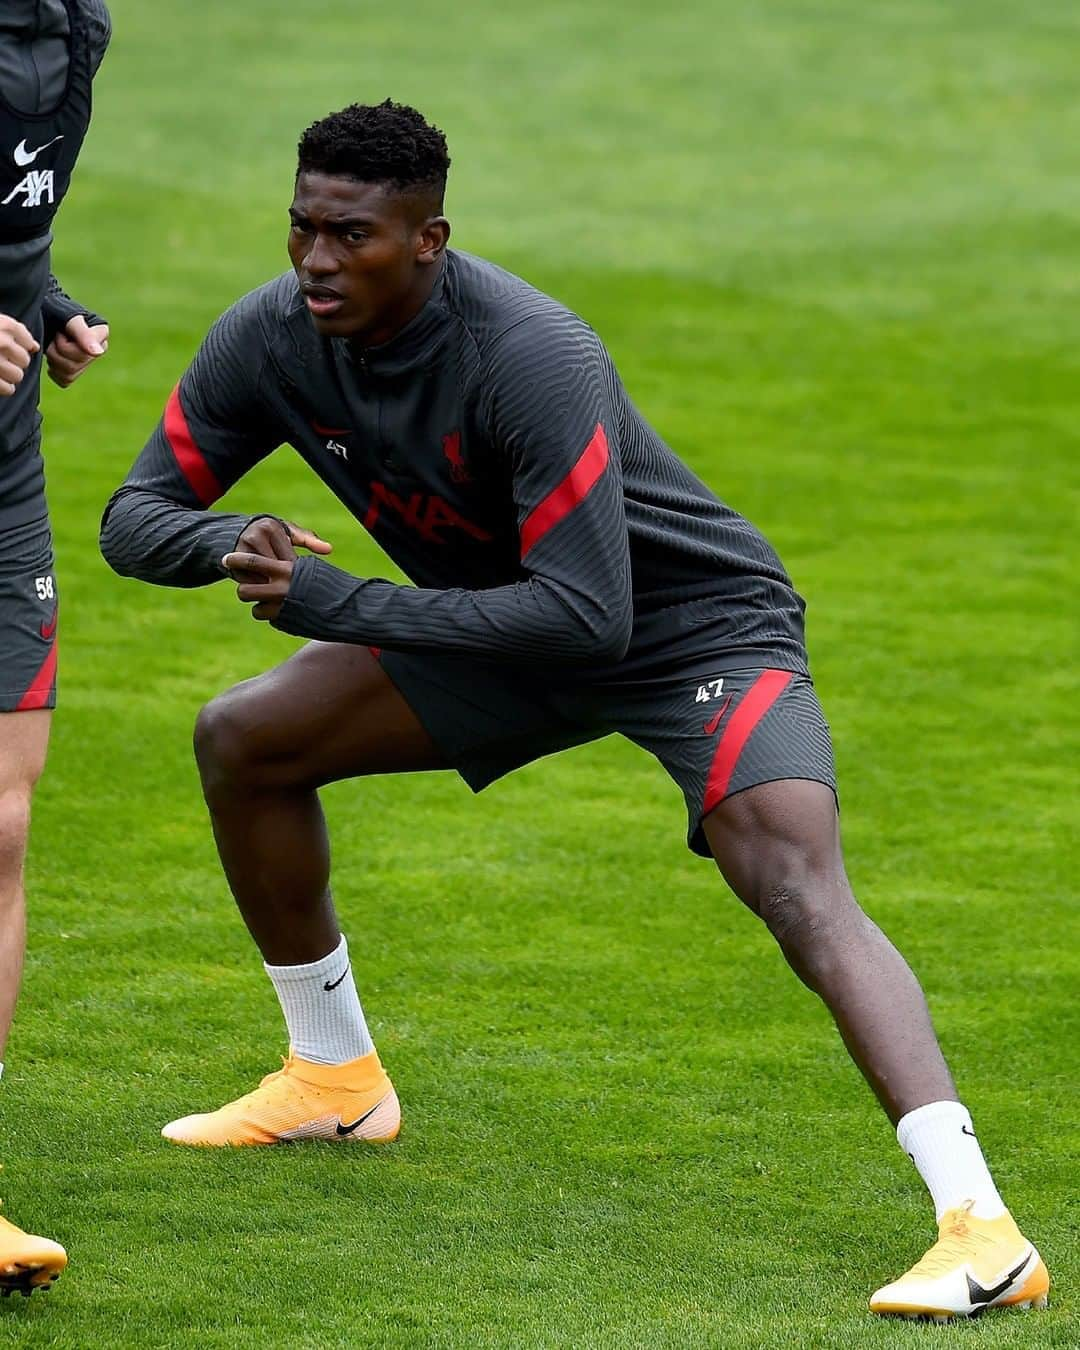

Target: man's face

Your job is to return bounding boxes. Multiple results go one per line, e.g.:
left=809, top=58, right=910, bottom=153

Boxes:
left=287, top=172, right=444, bottom=344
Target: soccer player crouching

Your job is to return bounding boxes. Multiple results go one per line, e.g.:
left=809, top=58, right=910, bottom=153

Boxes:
left=100, top=100, right=1048, bottom=1321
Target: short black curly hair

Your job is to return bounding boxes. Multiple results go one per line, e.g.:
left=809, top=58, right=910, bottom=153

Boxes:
left=297, top=99, right=450, bottom=205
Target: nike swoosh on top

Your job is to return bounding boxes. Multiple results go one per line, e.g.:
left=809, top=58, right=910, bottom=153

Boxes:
left=703, top=694, right=733, bottom=736
left=965, top=1252, right=1032, bottom=1306
left=323, top=965, right=350, bottom=992
left=336, top=1099, right=385, bottom=1136
left=40, top=608, right=58, bottom=641
left=14, top=136, right=64, bottom=167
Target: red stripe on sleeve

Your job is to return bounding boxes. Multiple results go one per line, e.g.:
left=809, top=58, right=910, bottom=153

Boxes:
left=164, top=384, right=223, bottom=507
left=703, top=669, right=794, bottom=815
left=16, top=640, right=58, bottom=712
left=519, top=422, right=609, bottom=560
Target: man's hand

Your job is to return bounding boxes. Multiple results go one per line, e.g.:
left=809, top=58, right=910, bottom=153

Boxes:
left=233, top=516, right=333, bottom=565
left=222, top=518, right=332, bottom=621
left=45, top=314, right=109, bottom=388
left=221, top=552, right=294, bottom=621
left=0, top=313, right=39, bottom=396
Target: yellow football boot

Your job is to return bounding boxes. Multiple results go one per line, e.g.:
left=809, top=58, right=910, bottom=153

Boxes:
left=161, top=1049, right=400, bottom=1147
left=870, top=1201, right=1049, bottom=1320
left=0, top=1211, right=66, bottom=1297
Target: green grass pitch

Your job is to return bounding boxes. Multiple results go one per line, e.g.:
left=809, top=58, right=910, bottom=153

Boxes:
left=3, top=0, right=1077, bottom=1344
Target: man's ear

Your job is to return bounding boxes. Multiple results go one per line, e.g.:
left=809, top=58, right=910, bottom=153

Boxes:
left=417, top=216, right=450, bottom=265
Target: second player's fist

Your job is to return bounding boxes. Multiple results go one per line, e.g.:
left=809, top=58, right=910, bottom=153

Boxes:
left=46, top=314, right=109, bottom=388
left=0, top=312, right=40, bottom=397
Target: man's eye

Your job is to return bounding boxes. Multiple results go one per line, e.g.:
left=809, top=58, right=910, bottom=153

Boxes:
left=344, top=231, right=366, bottom=244
left=290, top=222, right=312, bottom=235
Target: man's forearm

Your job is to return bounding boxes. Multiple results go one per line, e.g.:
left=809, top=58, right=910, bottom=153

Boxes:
left=100, top=486, right=258, bottom=589
left=271, top=555, right=633, bottom=665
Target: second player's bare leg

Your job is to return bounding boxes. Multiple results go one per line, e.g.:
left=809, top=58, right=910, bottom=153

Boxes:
left=193, top=642, right=445, bottom=965
left=0, top=707, right=67, bottom=1295
left=0, top=709, right=50, bottom=1057
left=702, top=779, right=957, bottom=1124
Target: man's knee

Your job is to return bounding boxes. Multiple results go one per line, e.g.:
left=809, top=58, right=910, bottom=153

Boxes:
left=194, top=684, right=279, bottom=797
left=0, top=787, right=33, bottom=877
left=752, top=864, right=863, bottom=988
left=758, top=873, right=831, bottom=946
left=0, top=713, right=48, bottom=876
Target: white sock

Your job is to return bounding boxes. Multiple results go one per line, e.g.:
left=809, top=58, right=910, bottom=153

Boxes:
left=264, top=935, right=374, bottom=1065
left=897, top=1100, right=1007, bottom=1221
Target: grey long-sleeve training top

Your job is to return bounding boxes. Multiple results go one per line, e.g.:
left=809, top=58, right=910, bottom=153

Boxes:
left=101, top=250, right=809, bottom=678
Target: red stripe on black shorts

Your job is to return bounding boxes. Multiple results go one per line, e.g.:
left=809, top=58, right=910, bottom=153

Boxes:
left=703, top=669, right=793, bottom=815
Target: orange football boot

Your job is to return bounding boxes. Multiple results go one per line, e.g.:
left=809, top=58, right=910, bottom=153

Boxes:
left=161, top=1049, right=400, bottom=1147
left=0, top=1210, right=66, bottom=1297
left=870, top=1201, right=1049, bottom=1320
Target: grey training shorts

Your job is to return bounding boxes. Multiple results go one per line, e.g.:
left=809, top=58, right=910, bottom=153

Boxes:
left=376, top=648, right=837, bottom=856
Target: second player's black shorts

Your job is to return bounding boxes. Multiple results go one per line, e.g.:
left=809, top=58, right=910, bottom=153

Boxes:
left=376, top=647, right=837, bottom=856
left=0, top=514, right=58, bottom=713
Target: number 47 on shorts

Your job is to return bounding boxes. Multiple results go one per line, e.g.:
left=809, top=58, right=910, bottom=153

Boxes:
left=695, top=678, right=724, bottom=704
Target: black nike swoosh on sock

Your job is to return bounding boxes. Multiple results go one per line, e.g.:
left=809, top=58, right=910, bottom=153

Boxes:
left=966, top=1252, right=1032, bottom=1306
left=336, top=1098, right=385, bottom=1136
left=961, top=1124, right=977, bottom=1138
left=323, top=965, right=351, bottom=992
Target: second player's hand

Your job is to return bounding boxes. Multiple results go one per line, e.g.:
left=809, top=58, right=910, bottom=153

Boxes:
left=46, top=315, right=109, bottom=388
left=0, top=313, right=39, bottom=396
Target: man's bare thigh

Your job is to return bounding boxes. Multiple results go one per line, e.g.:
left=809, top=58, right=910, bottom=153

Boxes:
left=207, top=641, right=448, bottom=786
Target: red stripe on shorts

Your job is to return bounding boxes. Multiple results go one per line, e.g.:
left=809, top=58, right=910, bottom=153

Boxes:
left=15, top=640, right=58, bottom=712
left=164, top=384, right=223, bottom=506
left=703, top=669, right=793, bottom=815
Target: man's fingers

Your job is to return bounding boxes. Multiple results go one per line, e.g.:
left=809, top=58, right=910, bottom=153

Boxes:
left=232, top=521, right=331, bottom=562
left=50, top=333, right=82, bottom=360
left=221, top=551, right=268, bottom=579
left=286, top=523, right=333, bottom=555
left=46, top=357, right=80, bottom=387
left=0, top=345, right=33, bottom=377
left=222, top=549, right=292, bottom=620
left=64, top=314, right=109, bottom=357
left=235, top=518, right=298, bottom=563
left=0, top=363, right=27, bottom=393
left=0, top=315, right=39, bottom=354
left=45, top=351, right=85, bottom=388
left=0, top=314, right=37, bottom=395
left=222, top=552, right=295, bottom=592
left=45, top=322, right=109, bottom=390
left=222, top=550, right=284, bottom=578
left=265, top=525, right=298, bottom=563
left=235, top=579, right=284, bottom=603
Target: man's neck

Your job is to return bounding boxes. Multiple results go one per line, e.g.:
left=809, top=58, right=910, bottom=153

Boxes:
left=348, top=254, right=447, bottom=352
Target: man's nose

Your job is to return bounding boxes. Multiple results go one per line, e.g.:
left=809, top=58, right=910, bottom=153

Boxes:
left=304, top=234, right=338, bottom=276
